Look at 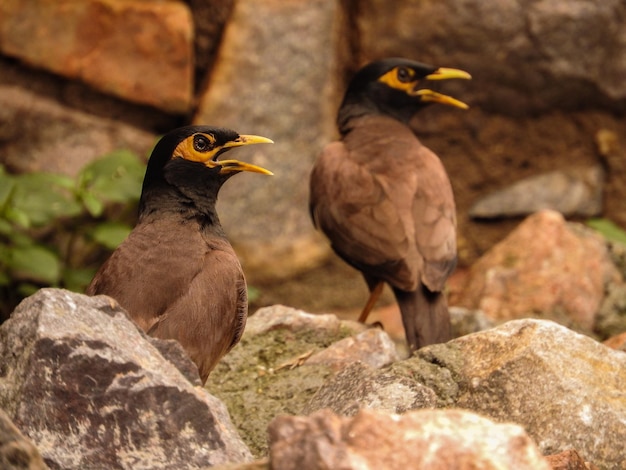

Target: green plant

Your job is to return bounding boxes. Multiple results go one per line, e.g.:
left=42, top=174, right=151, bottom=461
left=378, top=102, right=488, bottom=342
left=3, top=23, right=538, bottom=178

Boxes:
left=586, top=218, right=626, bottom=246
left=0, top=150, right=145, bottom=321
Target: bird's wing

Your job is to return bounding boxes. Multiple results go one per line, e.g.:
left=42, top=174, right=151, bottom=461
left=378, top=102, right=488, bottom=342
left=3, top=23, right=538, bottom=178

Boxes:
left=147, top=241, right=247, bottom=382
left=410, top=145, right=457, bottom=292
left=310, top=133, right=456, bottom=293
left=310, top=141, right=413, bottom=285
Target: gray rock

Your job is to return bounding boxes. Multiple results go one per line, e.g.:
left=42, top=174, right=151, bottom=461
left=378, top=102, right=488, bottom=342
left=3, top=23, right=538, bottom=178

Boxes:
left=449, top=306, right=495, bottom=337
left=0, top=85, right=154, bottom=176
left=268, top=408, right=550, bottom=470
left=596, top=281, right=626, bottom=339
left=194, top=0, right=345, bottom=280
left=0, top=288, right=252, bottom=470
left=304, top=327, right=400, bottom=371
left=244, top=305, right=365, bottom=338
left=469, top=166, right=604, bottom=219
left=296, top=318, right=626, bottom=468
left=304, top=361, right=438, bottom=417
left=0, top=409, right=48, bottom=470
left=207, top=305, right=375, bottom=458
left=428, top=319, right=626, bottom=469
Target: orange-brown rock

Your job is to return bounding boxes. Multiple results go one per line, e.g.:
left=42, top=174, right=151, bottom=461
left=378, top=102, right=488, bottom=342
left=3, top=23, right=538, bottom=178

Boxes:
left=451, top=210, right=622, bottom=331
left=0, top=0, right=193, bottom=113
left=268, top=408, right=550, bottom=470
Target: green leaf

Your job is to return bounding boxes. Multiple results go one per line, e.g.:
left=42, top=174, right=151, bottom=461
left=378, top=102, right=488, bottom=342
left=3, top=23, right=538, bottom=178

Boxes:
left=5, top=206, right=31, bottom=228
left=247, top=285, right=261, bottom=303
left=586, top=218, right=626, bottom=245
left=45, top=173, right=76, bottom=190
left=79, top=150, right=144, bottom=205
left=0, top=218, right=14, bottom=235
left=0, top=167, right=15, bottom=209
left=10, top=172, right=82, bottom=225
left=62, top=266, right=97, bottom=292
left=17, top=282, right=40, bottom=297
left=91, top=221, right=131, bottom=249
left=9, top=245, right=61, bottom=284
left=81, top=191, right=105, bottom=217
left=4, top=230, right=36, bottom=247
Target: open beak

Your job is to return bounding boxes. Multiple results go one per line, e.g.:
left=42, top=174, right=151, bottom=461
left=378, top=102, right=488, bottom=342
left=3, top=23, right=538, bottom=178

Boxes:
left=411, top=67, right=472, bottom=110
left=415, top=89, right=470, bottom=110
left=212, top=135, right=274, bottom=175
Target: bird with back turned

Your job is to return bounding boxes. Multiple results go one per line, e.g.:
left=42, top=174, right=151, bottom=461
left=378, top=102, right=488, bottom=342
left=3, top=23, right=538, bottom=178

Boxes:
left=87, top=125, right=273, bottom=383
left=309, top=58, right=470, bottom=351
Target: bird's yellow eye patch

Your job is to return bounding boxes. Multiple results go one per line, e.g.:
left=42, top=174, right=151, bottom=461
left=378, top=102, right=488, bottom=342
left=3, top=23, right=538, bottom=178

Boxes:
left=378, top=66, right=418, bottom=94
left=173, top=133, right=218, bottom=163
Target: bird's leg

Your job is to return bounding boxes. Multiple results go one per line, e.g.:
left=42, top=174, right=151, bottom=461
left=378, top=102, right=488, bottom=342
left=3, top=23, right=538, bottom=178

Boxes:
left=358, top=280, right=384, bottom=323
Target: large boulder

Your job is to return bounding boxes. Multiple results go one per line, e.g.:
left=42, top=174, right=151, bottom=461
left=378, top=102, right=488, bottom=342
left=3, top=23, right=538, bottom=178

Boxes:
left=207, top=305, right=376, bottom=457
left=0, top=0, right=194, bottom=113
left=307, top=319, right=626, bottom=469
left=0, top=409, right=47, bottom=470
left=194, top=0, right=345, bottom=281
left=209, top=305, right=626, bottom=468
left=0, top=289, right=252, bottom=469
left=268, top=408, right=550, bottom=470
left=0, top=85, right=154, bottom=176
left=451, top=210, right=622, bottom=332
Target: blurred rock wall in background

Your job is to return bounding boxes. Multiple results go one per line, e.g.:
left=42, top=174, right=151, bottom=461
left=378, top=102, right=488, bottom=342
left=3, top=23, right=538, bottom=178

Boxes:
left=1, top=0, right=625, bottom=310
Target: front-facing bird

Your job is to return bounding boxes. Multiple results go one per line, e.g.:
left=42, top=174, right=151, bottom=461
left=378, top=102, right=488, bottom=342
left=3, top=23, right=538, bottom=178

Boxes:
left=309, top=58, right=470, bottom=351
left=87, top=126, right=273, bottom=383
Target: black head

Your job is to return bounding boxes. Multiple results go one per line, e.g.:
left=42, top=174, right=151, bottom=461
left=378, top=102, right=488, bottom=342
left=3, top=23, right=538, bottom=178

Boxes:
left=338, top=58, right=471, bottom=131
left=139, top=125, right=273, bottom=217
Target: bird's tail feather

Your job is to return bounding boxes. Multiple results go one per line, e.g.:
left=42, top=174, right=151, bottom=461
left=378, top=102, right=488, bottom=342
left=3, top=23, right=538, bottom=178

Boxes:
left=393, top=285, right=451, bottom=351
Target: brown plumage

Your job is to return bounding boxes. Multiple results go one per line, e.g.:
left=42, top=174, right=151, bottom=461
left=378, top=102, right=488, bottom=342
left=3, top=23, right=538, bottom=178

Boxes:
left=309, top=58, right=470, bottom=351
left=87, top=126, right=273, bottom=383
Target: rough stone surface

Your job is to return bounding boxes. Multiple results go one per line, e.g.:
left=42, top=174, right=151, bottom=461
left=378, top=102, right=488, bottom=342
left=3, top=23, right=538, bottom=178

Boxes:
left=0, top=409, right=47, bottom=470
left=440, top=320, right=626, bottom=469
left=207, top=305, right=375, bottom=457
left=0, top=288, right=252, bottom=469
left=2, top=295, right=622, bottom=469
left=451, top=210, right=622, bottom=331
left=449, top=305, right=496, bottom=337
left=0, top=85, right=155, bottom=176
left=304, top=361, right=438, bottom=417
left=293, top=318, right=626, bottom=469
left=598, top=128, right=626, bottom=229
left=596, top=281, right=626, bottom=339
left=469, top=166, right=604, bottom=219
left=304, top=327, right=400, bottom=371
left=268, top=408, right=550, bottom=470
left=545, top=449, right=599, bottom=470
left=245, top=305, right=366, bottom=338
left=194, top=0, right=345, bottom=281
left=603, top=331, right=626, bottom=351
left=0, top=0, right=193, bottom=112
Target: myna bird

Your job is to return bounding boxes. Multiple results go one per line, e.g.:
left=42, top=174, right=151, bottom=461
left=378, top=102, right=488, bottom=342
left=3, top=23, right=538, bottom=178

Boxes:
left=309, top=58, right=470, bottom=351
left=87, top=126, right=273, bottom=383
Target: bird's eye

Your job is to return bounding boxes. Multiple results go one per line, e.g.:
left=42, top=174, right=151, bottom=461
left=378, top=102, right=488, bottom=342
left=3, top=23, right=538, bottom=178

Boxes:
left=397, top=67, right=412, bottom=83
left=193, top=134, right=212, bottom=152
